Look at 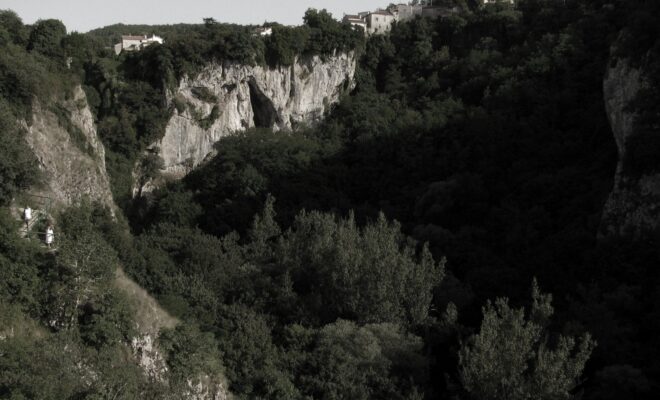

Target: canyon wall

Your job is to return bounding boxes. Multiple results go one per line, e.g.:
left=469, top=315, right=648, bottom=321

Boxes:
left=156, top=52, right=356, bottom=178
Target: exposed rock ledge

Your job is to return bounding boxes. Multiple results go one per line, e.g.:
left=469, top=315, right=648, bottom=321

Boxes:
left=155, top=52, right=356, bottom=179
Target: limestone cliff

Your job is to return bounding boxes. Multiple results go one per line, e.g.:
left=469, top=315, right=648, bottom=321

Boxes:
left=23, top=86, right=115, bottom=211
left=600, top=57, right=660, bottom=236
left=155, top=52, right=356, bottom=178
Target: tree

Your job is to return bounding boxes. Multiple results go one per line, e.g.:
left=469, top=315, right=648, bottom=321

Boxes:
left=159, top=324, right=225, bottom=390
left=303, top=9, right=336, bottom=30
left=0, top=10, right=27, bottom=46
left=27, top=19, right=66, bottom=59
left=0, top=100, right=40, bottom=205
left=153, top=190, right=202, bottom=227
left=44, top=205, right=120, bottom=330
left=136, top=152, right=164, bottom=197
left=265, top=25, right=310, bottom=66
left=459, top=281, right=595, bottom=400
left=247, top=194, right=281, bottom=260
left=0, top=209, right=40, bottom=312
left=299, top=320, right=427, bottom=400
left=214, top=305, right=296, bottom=398
left=280, top=211, right=445, bottom=325
left=0, top=334, right=86, bottom=399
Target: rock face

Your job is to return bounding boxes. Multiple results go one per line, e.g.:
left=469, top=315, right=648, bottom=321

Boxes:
left=24, top=86, right=115, bottom=211
left=600, top=58, right=660, bottom=236
left=156, top=52, right=356, bottom=177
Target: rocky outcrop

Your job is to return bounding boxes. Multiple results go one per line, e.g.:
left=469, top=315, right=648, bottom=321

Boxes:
left=185, top=376, right=231, bottom=400
left=115, top=268, right=232, bottom=399
left=600, top=58, right=660, bottom=236
left=156, top=52, right=356, bottom=178
left=23, top=86, right=115, bottom=211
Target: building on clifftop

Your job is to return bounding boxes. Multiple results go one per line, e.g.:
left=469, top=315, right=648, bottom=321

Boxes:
left=344, top=2, right=460, bottom=36
left=114, top=34, right=164, bottom=55
left=365, top=10, right=396, bottom=35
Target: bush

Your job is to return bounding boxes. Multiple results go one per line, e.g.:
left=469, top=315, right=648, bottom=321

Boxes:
left=27, top=19, right=67, bottom=60
left=191, top=86, right=218, bottom=103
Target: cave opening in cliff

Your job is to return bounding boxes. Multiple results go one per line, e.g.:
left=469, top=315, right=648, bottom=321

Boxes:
left=248, top=78, right=280, bottom=129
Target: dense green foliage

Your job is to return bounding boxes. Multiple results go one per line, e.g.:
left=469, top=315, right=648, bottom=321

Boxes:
left=130, top=0, right=658, bottom=398
left=2, top=1, right=660, bottom=399
left=0, top=100, right=39, bottom=205
left=0, top=204, right=153, bottom=398
left=116, top=197, right=443, bottom=398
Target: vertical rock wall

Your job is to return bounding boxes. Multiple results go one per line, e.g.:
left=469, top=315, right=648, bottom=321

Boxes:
left=156, top=52, right=356, bottom=178
left=24, top=86, right=115, bottom=211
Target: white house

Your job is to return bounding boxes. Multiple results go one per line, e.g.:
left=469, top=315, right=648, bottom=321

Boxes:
left=365, top=10, right=396, bottom=35
left=346, top=2, right=459, bottom=37
left=255, top=27, right=273, bottom=36
left=114, top=34, right=164, bottom=55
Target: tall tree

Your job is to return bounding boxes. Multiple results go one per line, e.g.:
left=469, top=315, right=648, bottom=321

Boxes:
left=459, top=281, right=595, bottom=400
left=280, top=211, right=445, bottom=325
left=27, top=19, right=66, bottom=59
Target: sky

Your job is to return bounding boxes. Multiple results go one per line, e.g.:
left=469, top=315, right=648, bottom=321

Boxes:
left=1, top=0, right=391, bottom=32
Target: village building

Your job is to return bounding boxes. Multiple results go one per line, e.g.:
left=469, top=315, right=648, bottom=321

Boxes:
left=365, top=10, right=396, bottom=35
left=255, top=27, right=273, bottom=36
left=114, top=34, right=164, bottom=55
left=391, top=3, right=424, bottom=21
left=345, top=2, right=460, bottom=36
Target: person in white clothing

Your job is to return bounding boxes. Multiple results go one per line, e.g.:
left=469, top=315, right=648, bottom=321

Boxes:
left=45, top=225, right=54, bottom=248
left=24, top=206, right=32, bottom=228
